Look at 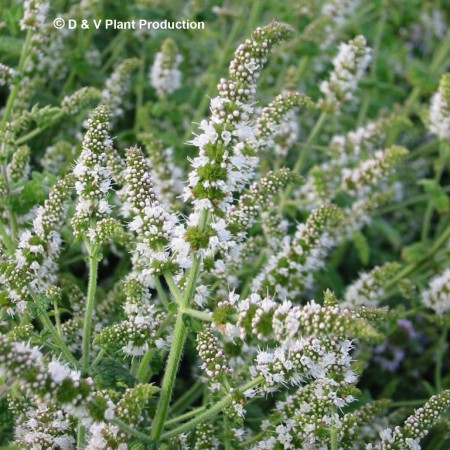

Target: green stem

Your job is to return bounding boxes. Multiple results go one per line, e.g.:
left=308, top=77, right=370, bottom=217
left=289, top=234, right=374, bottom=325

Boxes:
left=15, top=112, right=64, bottom=145
left=0, top=30, right=32, bottom=130
left=429, top=32, right=450, bottom=75
left=76, top=422, right=85, bottom=450
left=81, top=245, right=99, bottom=374
left=39, top=310, right=78, bottom=367
left=330, top=426, right=338, bottom=450
left=0, top=220, right=14, bottom=255
left=163, top=270, right=183, bottom=305
left=151, top=210, right=210, bottom=442
left=224, top=415, right=231, bottom=450
left=101, top=31, right=128, bottom=72
left=151, top=313, right=187, bottom=441
left=384, top=225, right=450, bottom=291
left=111, top=418, right=153, bottom=442
left=435, top=324, right=448, bottom=393
left=154, top=277, right=169, bottom=309
left=27, top=288, right=77, bottom=367
left=136, top=347, right=155, bottom=384
left=421, top=141, right=448, bottom=241
left=182, top=307, right=213, bottom=322
left=389, top=399, right=429, bottom=408
left=377, top=185, right=450, bottom=214
left=293, top=111, right=327, bottom=173
left=165, top=406, right=207, bottom=427
left=91, top=349, right=105, bottom=369
left=161, top=377, right=263, bottom=441
left=136, top=313, right=174, bottom=383
left=53, top=298, right=62, bottom=336
left=169, top=381, right=203, bottom=415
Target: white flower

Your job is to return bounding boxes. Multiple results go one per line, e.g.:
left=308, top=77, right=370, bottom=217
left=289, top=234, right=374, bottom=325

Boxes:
left=422, top=268, right=450, bottom=315
left=406, top=438, right=421, bottom=450
left=48, top=361, right=71, bottom=384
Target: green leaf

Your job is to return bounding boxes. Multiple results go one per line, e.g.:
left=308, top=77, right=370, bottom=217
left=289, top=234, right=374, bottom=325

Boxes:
left=371, top=217, right=402, bottom=251
left=419, top=179, right=450, bottom=214
left=0, top=36, right=22, bottom=57
left=353, top=230, right=370, bottom=266
left=430, top=191, right=450, bottom=214
left=0, top=398, right=14, bottom=446
left=401, top=242, right=428, bottom=263
left=2, top=4, right=23, bottom=36
left=7, top=171, right=52, bottom=214
left=92, top=358, right=136, bottom=391
left=28, top=293, right=51, bottom=318
left=406, top=60, right=439, bottom=93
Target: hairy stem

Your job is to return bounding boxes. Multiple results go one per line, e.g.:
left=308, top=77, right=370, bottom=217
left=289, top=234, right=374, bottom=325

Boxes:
left=151, top=209, right=209, bottom=442
left=161, top=376, right=264, bottom=440
left=28, top=288, right=77, bottom=367
left=151, top=313, right=187, bottom=441
left=81, top=244, right=99, bottom=374
left=165, top=405, right=207, bottom=427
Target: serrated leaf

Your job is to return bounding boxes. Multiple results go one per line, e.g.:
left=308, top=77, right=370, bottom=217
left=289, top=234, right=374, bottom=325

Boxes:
left=92, top=358, right=136, bottom=391
left=7, top=172, right=50, bottom=214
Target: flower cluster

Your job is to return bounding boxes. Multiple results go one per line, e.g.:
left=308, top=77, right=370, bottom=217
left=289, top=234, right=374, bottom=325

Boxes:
left=429, top=72, right=450, bottom=140
left=95, top=279, right=166, bottom=356
left=297, top=114, right=407, bottom=209
left=369, top=390, right=450, bottom=449
left=422, top=268, right=450, bottom=315
left=197, top=326, right=233, bottom=384
left=254, top=91, right=312, bottom=156
left=252, top=204, right=340, bottom=299
left=101, top=58, right=140, bottom=121
left=344, top=262, right=401, bottom=308
left=226, top=168, right=299, bottom=243
left=341, top=146, right=408, bottom=197
left=40, top=141, right=77, bottom=176
left=138, top=132, right=183, bottom=205
left=20, top=0, right=49, bottom=30
left=2, top=6, right=450, bottom=450
left=71, top=105, right=114, bottom=239
left=7, top=145, right=30, bottom=183
left=150, top=38, right=183, bottom=98
left=124, top=146, right=186, bottom=277
left=13, top=399, right=75, bottom=449
left=320, top=35, right=372, bottom=111
left=15, top=175, right=74, bottom=291
left=61, top=87, right=101, bottom=116
left=0, top=63, right=15, bottom=88
left=86, top=384, right=158, bottom=450
left=186, top=22, right=295, bottom=213
left=0, top=336, right=92, bottom=413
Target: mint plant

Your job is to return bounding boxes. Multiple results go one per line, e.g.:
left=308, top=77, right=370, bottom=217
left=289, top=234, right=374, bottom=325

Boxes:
left=1, top=1, right=450, bottom=449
